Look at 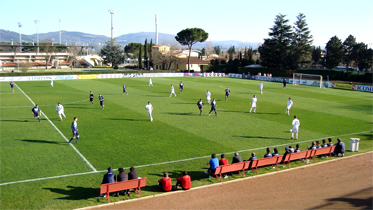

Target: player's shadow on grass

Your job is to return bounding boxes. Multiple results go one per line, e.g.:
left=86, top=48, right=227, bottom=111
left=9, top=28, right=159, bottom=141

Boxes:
left=108, top=118, right=148, bottom=121
left=20, top=139, right=61, bottom=144
left=162, top=112, right=196, bottom=116
left=233, top=135, right=288, bottom=140
left=1, top=119, right=30, bottom=122
left=43, top=186, right=98, bottom=200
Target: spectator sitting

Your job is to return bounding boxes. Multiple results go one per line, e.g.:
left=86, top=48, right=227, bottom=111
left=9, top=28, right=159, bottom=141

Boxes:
left=322, top=139, right=328, bottom=147
left=115, top=167, right=128, bottom=196
left=247, top=152, right=257, bottom=170
left=308, top=142, right=317, bottom=150
left=264, top=147, right=272, bottom=158
left=158, top=172, right=172, bottom=192
left=272, top=148, right=279, bottom=156
left=100, top=167, right=116, bottom=197
left=315, top=141, right=322, bottom=149
left=231, top=152, right=243, bottom=164
left=174, top=171, right=191, bottom=190
left=288, top=146, right=294, bottom=153
left=126, top=166, right=138, bottom=195
left=219, top=154, right=229, bottom=166
left=327, top=138, right=334, bottom=147
left=294, top=144, right=301, bottom=153
left=205, top=154, right=219, bottom=180
left=219, top=154, right=229, bottom=179
left=334, top=138, right=345, bottom=157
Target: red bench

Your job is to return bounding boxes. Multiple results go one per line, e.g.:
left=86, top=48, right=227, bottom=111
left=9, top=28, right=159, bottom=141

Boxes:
left=250, top=155, right=283, bottom=175
left=309, top=145, right=336, bottom=163
left=283, top=150, right=310, bottom=168
left=213, top=162, right=248, bottom=182
left=100, top=177, right=147, bottom=203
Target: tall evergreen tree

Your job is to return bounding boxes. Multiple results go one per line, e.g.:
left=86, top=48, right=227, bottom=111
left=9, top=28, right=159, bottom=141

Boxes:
left=342, top=35, right=356, bottom=72
left=144, top=39, right=148, bottom=68
left=311, top=46, right=322, bottom=67
left=291, top=13, right=313, bottom=69
left=325, top=36, right=343, bottom=69
left=259, top=14, right=292, bottom=70
left=139, top=45, right=142, bottom=69
left=149, top=39, right=153, bottom=67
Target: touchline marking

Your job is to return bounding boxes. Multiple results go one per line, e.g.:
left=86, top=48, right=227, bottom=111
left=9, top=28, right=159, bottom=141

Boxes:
left=14, top=83, right=97, bottom=172
left=0, top=130, right=371, bottom=186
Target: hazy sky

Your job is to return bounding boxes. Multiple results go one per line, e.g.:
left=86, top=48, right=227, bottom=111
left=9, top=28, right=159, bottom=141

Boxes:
left=1, top=0, right=372, bottom=47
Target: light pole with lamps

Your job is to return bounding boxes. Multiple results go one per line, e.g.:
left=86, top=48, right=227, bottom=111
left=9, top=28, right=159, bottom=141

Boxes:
left=18, top=22, right=22, bottom=52
left=108, top=9, right=114, bottom=40
left=58, top=17, right=61, bottom=44
left=34, top=20, right=40, bottom=53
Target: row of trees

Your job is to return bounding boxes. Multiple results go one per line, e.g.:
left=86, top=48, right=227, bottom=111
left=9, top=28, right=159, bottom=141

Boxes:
left=321, top=35, right=373, bottom=72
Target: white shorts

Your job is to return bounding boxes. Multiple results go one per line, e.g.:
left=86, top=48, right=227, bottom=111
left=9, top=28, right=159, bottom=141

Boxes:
left=58, top=111, right=64, bottom=115
left=292, top=127, right=299, bottom=132
left=287, top=105, right=292, bottom=110
left=251, top=103, right=256, bottom=108
left=207, top=97, right=211, bottom=101
left=147, top=110, right=152, bottom=115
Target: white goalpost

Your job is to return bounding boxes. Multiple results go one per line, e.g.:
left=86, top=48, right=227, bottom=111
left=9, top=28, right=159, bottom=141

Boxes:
left=293, top=73, right=325, bottom=88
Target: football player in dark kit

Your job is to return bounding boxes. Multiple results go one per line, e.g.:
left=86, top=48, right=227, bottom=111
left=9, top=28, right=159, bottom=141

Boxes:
left=197, top=98, right=205, bottom=115
left=10, top=81, right=15, bottom=92
left=99, top=94, right=104, bottom=109
left=208, top=98, right=218, bottom=116
left=68, top=117, right=79, bottom=144
left=31, top=104, right=42, bottom=122
left=89, top=91, right=94, bottom=105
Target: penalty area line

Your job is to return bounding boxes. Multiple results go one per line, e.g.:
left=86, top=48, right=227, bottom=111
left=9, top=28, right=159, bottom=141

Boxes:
left=14, top=83, right=97, bottom=172
left=1, top=130, right=371, bottom=187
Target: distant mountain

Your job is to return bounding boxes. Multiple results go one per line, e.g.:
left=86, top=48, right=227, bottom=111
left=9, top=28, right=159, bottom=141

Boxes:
left=0, top=29, right=259, bottom=50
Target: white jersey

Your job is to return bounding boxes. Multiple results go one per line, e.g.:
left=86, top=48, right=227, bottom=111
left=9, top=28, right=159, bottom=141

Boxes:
left=292, top=119, right=300, bottom=130
left=149, top=78, right=152, bottom=84
left=55, top=104, right=64, bottom=112
left=259, top=83, right=263, bottom=90
left=251, top=97, right=257, bottom=107
left=287, top=100, right=293, bottom=108
left=206, top=91, right=211, bottom=99
left=170, top=86, right=175, bottom=93
left=145, top=104, right=153, bottom=113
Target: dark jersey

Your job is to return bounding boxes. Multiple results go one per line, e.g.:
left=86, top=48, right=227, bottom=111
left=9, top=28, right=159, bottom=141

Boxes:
left=123, top=85, right=126, bottom=91
left=10, top=82, right=14, bottom=87
left=179, top=83, right=184, bottom=88
left=197, top=101, right=204, bottom=107
left=211, top=101, right=216, bottom=110
left=225, top=89, right=230, bottom=94
left=99, top=96, right=104, bottom=101
left=32, top=107, right=40, bottom=115
left=90, top=94, right=94, bottom=100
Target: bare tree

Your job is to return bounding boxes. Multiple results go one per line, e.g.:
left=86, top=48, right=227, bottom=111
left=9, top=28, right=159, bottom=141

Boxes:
left=152, top=40, right=180, bottom=70
left=40, top=38, right=57, bottom=69
left=205, top=40, right=213, bottom=57
left=67, top=42, right=82, bottom=69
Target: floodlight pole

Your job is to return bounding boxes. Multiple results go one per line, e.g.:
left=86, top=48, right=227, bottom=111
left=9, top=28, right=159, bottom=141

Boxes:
left=58, top=17, right=61, bottom=44
left=34, top=20, right=40, bottom=53
left=108, top=10, right=115, bottom=40
left=18, top=22, right=22, bottom=52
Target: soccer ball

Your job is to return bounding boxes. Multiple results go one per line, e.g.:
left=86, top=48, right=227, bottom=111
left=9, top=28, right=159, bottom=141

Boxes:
left=289, top=129, right=292, bottom=133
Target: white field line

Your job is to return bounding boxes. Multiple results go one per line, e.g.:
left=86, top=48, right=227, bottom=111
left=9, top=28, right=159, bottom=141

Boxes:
left=14, top=83, right=97, bottom=172
left=0, top=130, right=371, bottom=187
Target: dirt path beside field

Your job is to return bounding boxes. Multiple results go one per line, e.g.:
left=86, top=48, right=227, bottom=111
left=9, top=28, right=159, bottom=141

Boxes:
left=90, top=152, right=373, bottom=210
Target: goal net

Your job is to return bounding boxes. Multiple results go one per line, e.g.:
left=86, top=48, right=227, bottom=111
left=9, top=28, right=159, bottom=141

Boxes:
left=293, top=73, right=324, bottom=88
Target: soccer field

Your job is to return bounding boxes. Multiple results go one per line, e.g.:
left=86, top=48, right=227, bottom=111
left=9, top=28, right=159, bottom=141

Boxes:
left=1, top=77, right=372, bottom=209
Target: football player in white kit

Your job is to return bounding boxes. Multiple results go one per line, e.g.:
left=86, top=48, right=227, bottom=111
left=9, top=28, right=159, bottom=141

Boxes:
left=286, top=98, right=293, bottom=115
left=149, top=78, right=153, bottom=87
left=145, top=101, right=153, bottom=121
left=50, top=79, right=54, bottom=87
left=249, top=95, right=257, bottom=113
left=206, top=90, right=211, bottom=104
left=259, top=82, right=263, bottom=94
left=290, top=115, right=300, bottom=140
left=55, top=102, right=66, bottom=121
left=170, top=84, right=177, bottom=97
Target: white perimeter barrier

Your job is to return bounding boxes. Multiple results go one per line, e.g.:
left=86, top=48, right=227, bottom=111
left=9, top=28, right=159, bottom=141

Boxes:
left=0, top=72, right=226, bottom=82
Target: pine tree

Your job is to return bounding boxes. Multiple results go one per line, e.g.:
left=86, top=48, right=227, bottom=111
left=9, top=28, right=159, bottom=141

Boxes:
left=144, top=39, right=148, bottom=69
left=139, top=45, right=142, bottom=69
left=291, top=13, right=313, bottom=69
left=149, top=39, right=153, bottom=67
left=342, top=35, right=356, bottom=72
left=325, top=36, right=343, bottom=69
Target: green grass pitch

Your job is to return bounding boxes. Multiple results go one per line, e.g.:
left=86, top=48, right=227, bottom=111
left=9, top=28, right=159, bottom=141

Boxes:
left=1, top=77, right=372, bottom=209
